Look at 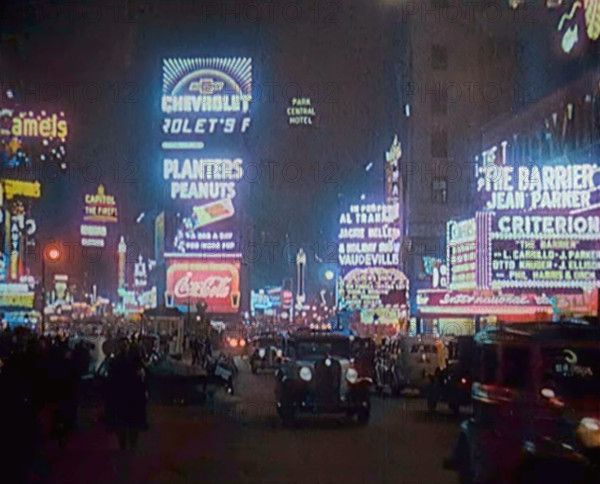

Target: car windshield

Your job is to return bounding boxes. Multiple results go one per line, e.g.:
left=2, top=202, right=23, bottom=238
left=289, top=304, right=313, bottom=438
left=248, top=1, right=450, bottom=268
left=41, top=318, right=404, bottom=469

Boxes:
left=294, top=339, right=351, bottom=359
left=541, top=346, right=600, bottom=399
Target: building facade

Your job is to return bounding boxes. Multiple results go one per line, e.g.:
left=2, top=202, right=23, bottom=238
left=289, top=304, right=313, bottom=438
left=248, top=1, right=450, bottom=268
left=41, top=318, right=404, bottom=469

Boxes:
left=396, top=0, right=519, bottom=307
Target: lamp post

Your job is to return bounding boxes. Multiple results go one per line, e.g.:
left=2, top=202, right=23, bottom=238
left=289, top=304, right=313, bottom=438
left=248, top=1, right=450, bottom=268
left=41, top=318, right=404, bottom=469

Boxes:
left=41, top=244, right=61, bottom=335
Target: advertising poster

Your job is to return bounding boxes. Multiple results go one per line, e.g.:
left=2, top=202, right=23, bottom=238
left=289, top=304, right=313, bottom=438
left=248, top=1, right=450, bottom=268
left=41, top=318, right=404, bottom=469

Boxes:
left=475, top=142, right=600, bottom=291
left=166, top=258, right=241, bottom=314
left=161, top=57, right=251, bottom=257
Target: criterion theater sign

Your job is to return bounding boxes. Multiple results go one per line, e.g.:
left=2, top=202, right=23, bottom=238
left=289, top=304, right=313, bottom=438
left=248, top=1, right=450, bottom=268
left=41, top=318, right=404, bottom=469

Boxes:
left=473, top=141, right=600, bottom=289
left=476, top=141, right=599, bottom=212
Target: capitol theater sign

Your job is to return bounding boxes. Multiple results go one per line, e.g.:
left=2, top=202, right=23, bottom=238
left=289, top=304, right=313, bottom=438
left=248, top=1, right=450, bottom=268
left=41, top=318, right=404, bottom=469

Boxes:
left=166, top=259, right=240, bottom=313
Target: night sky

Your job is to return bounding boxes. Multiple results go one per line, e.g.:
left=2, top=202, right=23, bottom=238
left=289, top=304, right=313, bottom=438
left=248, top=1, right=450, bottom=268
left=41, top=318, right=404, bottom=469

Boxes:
left=1, top=0, right=398, bottom=296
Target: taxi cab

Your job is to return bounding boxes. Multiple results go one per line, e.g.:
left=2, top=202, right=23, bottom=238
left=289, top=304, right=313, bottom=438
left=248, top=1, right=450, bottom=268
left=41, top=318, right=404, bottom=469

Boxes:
left=445, top=320, right=600, bottom=484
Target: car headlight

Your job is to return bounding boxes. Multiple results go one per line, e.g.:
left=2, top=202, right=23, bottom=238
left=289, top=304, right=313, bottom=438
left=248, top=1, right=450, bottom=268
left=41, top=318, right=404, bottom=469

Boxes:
left=258, top=348, right=266, bottom=358
left=577, top=418, right=600, bottom=448
left=346, top=367, right=358, bottom=384
left=299, top=366, right=312, bottom=382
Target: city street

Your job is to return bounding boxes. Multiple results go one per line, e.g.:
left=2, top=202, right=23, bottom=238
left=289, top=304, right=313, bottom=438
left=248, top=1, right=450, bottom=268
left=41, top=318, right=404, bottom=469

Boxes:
left=44, top=360, right=461, bottom=484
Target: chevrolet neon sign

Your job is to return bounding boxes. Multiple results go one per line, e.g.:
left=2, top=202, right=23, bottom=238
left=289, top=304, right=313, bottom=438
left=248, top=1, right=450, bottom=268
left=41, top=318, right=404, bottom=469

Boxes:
left=189, top=78, right=225, bottom=95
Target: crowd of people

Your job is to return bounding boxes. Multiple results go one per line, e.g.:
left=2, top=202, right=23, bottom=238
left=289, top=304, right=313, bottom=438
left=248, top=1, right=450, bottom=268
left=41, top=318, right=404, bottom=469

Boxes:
left=0, top=326, right=150, bottom=483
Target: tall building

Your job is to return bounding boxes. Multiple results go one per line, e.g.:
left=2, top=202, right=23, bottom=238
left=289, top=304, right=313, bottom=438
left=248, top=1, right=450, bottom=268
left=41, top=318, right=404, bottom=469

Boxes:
left=395, top=1, right=518, bottom=305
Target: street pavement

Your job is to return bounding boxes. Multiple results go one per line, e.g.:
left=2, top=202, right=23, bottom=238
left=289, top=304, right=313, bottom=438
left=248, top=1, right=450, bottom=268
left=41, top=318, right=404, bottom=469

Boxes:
left=43, top=358, right=462, bottom=484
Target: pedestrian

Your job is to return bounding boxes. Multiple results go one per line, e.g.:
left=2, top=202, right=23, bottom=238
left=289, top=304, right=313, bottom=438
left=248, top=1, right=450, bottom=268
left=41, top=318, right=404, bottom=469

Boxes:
left=104, top=337, right=149, bottom=451
left=191, top=338, right=199, bottom=366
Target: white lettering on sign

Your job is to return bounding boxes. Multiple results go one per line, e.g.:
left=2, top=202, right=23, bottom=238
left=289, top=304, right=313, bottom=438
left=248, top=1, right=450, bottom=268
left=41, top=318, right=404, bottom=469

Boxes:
left=287, top=97, right=316, bottom=126
left=162, top=95, right=250, bottom=114
left=173, top=272, right=232, bottom=299
left=80, top=225, right=107, bottom=237
left=81, top=238, right=105, bottom=248
left=476, top=144, right=599, bottom=211
left=164, top=158, right=243, bottom=201
left=497, top=215, right=600, bottom=236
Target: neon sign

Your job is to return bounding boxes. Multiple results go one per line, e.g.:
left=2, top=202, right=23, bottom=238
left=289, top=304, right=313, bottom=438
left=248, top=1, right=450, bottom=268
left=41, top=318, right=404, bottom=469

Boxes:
left=476, top=159, right=600, bottom=212
left=84, top=185, right=118, bottom=223
left=340, top=267, right=408, bottom=310
left=161, top=58, right=251, bottom=257
left=490, top=238, right=600, bottom=288
left=166, top=259, right=240, bottom=313
left=338, top=203, right=400, bottom=267
left=161, top=57, right=252, bottom=140
left=447, top=218, right=477, bottom=290
left=287, top=97, right=316, bottom=126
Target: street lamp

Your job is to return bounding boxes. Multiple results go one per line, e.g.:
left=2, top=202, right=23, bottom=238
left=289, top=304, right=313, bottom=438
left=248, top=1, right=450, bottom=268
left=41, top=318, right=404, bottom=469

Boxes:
left=41, top=244, right=61, bottom=335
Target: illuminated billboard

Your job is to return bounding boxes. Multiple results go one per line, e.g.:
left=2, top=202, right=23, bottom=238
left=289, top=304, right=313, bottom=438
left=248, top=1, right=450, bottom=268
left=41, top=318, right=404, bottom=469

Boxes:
left=80, top=184, right=117, bottom=248
left=161, top=58, right=252, bottom=257
left=339, top=267, right=408, bottom=310
left=287, top=97, right=316, bottom=126
left=338, top=203, right=401, bottom=268
left=161, top=57, right=252, bottom=145
left=166, top=258, right=240, bottom=313
left=476, top=144, right=600, bottom=213
left=0, top=109, right=68, bottom=168
left=447, top=218, right=476, bottom=290
left=472, top=142, right=600, bottom=290
left=84, top=185, right=118, bottom=223
left=1, top=110, right=68, bottom=140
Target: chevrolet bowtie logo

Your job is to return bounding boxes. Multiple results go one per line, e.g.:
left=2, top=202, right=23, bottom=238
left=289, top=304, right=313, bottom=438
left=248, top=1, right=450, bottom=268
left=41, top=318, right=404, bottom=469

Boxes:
left=189, top=78, right=225, bottom=95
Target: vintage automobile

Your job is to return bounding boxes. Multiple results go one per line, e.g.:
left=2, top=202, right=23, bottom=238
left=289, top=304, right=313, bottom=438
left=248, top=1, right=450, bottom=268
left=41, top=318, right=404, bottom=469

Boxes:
left=275, top=330, right=372, bottom=424
left=445, top=321, right=600, bottom=484
left=221, top=328, right=248, bottom=357
left=427, top=336, right=475, bottom=414
left=249, top=333, right=283, bottom=373
left=382, top=336, right=444, bottom=394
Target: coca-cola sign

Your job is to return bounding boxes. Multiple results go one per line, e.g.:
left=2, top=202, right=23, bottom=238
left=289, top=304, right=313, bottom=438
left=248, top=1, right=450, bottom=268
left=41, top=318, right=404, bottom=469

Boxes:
left=166, top=259, right=240, bottom=313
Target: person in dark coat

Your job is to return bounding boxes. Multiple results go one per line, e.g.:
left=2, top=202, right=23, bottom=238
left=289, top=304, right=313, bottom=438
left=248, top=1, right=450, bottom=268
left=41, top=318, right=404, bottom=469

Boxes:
left=105, top=338, right=148, bottom=450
